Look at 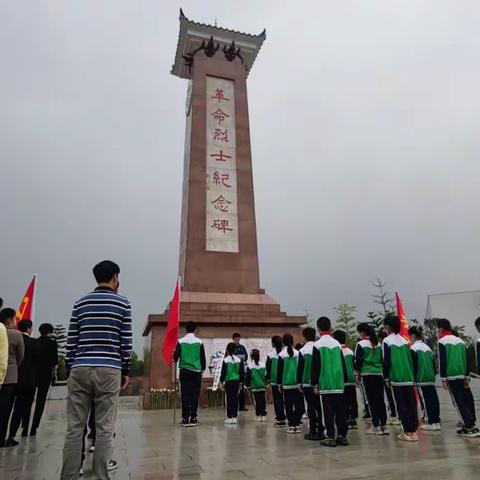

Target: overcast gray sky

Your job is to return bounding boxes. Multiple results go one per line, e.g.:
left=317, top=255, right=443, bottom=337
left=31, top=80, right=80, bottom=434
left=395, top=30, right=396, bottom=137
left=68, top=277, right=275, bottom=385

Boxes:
left=1, top=1, right=479, bottom=354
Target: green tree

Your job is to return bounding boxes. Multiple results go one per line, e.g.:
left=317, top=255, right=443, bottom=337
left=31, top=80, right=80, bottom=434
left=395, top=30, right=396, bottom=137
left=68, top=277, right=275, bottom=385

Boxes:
left=366, top=311, right=383, bottom=333
left=334, top=304, right=357, bottom=348
left=130, top=351, right=144, bottom=377
left=370, top=278, right=395, bottom=316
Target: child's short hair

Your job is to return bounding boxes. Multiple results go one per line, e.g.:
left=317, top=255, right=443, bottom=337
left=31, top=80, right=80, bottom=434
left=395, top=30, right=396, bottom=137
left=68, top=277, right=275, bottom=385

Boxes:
left=333, top=330, right=346, bottom=345
left=185, top=321, right=197, bottom=333
left=302, top=327, right=316, bottom=342
left=408, top=325, right=423, bottom=339
left=384, top=314, right=401, bottom=334
left=436, top=318, right=452, bottom=331
left=378, top=328, right=388, bottom=340
left=317, top=316, right=331, bottom=332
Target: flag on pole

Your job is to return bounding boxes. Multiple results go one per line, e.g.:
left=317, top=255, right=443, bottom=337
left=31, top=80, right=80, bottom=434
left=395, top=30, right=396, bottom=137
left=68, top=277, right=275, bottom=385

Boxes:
left=162, top=279, right=180, bottom=366
left=395, top=292, right=410, bottom=341
left=16, top=275, right=37, bottom=327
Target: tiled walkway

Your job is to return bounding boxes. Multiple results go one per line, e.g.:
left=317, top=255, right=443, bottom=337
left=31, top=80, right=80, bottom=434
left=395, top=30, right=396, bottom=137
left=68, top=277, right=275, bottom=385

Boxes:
left=2, top=388, right=480, bottom=479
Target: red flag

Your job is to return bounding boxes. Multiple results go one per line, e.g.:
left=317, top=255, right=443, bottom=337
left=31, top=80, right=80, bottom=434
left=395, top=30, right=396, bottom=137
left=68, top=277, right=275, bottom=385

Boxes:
left=395, top=292, right=410, bottom=341
left=16, top=275, right=37, bottom=327
left=162, top=280, right=180, bottom=366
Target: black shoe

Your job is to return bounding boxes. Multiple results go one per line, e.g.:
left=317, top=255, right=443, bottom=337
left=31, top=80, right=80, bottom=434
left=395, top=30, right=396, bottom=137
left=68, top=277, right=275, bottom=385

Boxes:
left=107, top=460, right=118, bottom=472
left=320, top=437, right=337, bottom=447
left=21, top=429, right=28, bottom=437
left=30, top=428, right=37, bottom=437
left=457, top=427, right=480, bottom=438
left=336, top=436, right=349, bottom=446
left=189, top=418, right=199, bottom=427
left=6, top=438, right=19, bottom=447
left=181, top=419, right=189, bottom=427
left=304, top=432, right=320, bottom=441
left=0, top=439, right=6, bottom=448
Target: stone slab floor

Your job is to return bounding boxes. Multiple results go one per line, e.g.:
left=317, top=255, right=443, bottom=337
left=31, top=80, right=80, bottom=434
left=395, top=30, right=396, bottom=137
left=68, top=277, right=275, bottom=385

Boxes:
left=2, top=387, right=480, bottom=480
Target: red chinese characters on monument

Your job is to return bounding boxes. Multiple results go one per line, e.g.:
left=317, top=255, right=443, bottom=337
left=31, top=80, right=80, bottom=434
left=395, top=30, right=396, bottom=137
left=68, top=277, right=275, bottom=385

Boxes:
left=209, top=171, right=231, bottom=188
left=211, top=219, right=233, bottom=233
left=213, top=128, right=229, bottom=143
left=210, top=108, right=230, bottom=125
left=211, top=195, right=232, bottom=213
left=211, top=88, right=229, bottom=103
left=210, top=149, right=231, bottom=162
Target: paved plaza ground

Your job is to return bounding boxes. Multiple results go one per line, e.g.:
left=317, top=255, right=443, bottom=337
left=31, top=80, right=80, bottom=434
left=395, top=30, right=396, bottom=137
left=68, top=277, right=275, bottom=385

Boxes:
left=2, top=387, right=480, bottom=480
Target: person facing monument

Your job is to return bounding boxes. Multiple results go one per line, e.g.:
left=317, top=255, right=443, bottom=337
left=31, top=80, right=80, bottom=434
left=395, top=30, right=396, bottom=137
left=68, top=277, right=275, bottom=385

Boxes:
left=173, top=321, right=206, bottom=427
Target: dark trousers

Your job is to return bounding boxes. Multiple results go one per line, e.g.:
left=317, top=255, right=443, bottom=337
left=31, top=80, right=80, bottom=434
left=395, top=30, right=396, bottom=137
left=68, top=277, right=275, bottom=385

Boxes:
left=303, top=386, right=324, bottom=434
left=271, top=385, right=286, bottom=421
left=465, top=386, right=476, bottom=422
left=0, top=384, right=17, bottom=442
left=252, top=391, right=267, bottom=417
left=225, top=381, right=239, bottom=418
left=283, top=388, right=304, bottom=427
left=31, top=379, right=51, bottom=431
left=384, top=383, right=397, bottom=417
left=179, top=369, right=202, bottom=421
left=362, top=376, right=387, bottom=427
left=239, top=385, right=246, bottom=410
left=392, top=385, right=418, bottom=433
left=448, top=379, right=476, bottom=429
left=344, top=385, right=358, bottom=422
left=9, top=386, right=36, bottom=439
left=418, top=385, right=440, bottom=424
left=322, top=393, right=347, bottom=438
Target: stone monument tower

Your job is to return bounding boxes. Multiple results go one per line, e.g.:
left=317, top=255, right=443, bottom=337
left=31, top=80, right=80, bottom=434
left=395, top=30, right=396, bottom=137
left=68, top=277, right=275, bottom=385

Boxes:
left=143, top=10, right=305, bottom=407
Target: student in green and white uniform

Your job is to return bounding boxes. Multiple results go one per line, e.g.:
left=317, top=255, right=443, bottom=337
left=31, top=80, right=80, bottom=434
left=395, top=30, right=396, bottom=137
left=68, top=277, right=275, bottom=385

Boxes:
left=333, top=330, right=358, bottom=430
left=277, top=333, right=304, bottom=434
left=173, top=322, right=206, bottom=427
left=311, top=317, right=349, bottom=447
left=437, top=318, right=479, bottom=437
left=266, top=336, right=286, bottom=427
left=408, top=326, right=441, bottom=431
left=245, top=349, right=267, bottom=421
left=297, top=327, right=324, bottom=440
left=355, top=323, right=388, bottom=435
left=383, top=315, right=418, bottom=442
left=220, top=342, right=245, bottom=424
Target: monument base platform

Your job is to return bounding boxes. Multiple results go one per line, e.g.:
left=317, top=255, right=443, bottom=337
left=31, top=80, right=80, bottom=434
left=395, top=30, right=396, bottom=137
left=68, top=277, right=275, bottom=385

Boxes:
left=142, top=291, right=305, bottom=409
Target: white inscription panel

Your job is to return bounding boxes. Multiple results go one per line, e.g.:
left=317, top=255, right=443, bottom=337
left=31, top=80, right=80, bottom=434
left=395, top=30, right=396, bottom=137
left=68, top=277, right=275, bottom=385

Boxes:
left=205, top=77, right=239, bottom=252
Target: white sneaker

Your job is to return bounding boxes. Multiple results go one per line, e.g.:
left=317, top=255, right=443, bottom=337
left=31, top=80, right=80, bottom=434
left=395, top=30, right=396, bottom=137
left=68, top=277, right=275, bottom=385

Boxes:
left=286, top=426, right=296, bottom=434
left=380, top=426, right=390, bottom=435
left=224, top=418, right=232, bottom=424
left=79, top=467, right=84, bottom=476
left=231, top=418, right=238, bottom=424
left=89, top=445, right=95, bottom=453
left=261, top=416, right=267, bottom=422
left=433, top=423, right=442, bottom=431
left=420, top=424, right=436, bottom=431
left=389, top=417, right=401, bottom=426
left=366, top=426, right=379, bottom=435
left=398, top=432, right=418, bottom=442
left=255, top=416, right=262, bottom=422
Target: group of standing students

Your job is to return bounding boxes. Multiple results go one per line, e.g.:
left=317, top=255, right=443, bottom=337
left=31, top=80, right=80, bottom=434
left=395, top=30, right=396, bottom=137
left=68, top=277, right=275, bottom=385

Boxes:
left=174, top=315, right=480, bottom=445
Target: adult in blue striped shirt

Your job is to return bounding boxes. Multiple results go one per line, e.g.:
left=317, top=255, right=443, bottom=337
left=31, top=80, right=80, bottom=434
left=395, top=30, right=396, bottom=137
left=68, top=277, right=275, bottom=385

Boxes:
left=61, top=260, right=132, bottom=480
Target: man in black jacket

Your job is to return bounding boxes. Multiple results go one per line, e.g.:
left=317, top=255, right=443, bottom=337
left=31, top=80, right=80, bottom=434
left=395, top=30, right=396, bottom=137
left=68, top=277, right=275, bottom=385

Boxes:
left=7, top=319, right=38, bottom=446
left=30, top=323, right=58, bottom=435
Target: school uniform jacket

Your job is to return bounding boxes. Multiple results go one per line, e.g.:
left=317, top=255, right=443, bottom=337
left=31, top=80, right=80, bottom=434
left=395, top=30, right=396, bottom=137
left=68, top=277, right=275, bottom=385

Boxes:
left=311, top=335, right=347, bottom=394
left=438, top=333, right=469, bottom=381
left=173, top=333, right=206, bottom=373
left=410, top=340, right=436, bottom=386
left=266, top=349, right=280, bottom=386
left=245, top=361, right=266, bottom=392
left=382, top=334, right=414, bottom=386
left=355, top=339, right=383, bottom=376
left=297, top=341, right=315, bottom=387
left=277, top=347, right=299, bottom=389
left=341, top=345, right=356, bottom=386
left=220, top=355, right=245, bottom=383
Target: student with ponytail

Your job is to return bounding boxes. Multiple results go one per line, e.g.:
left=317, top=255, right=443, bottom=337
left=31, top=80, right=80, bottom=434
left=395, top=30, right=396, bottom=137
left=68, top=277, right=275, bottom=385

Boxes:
left=220, top=342, right=245, bottom=424
left=266, top=336, right=286, bottom=428
left=409, top=326, right=441, bottom=431
left=355, top=323, right=389, bottom=435
left=245, top=349, right=267, bottom=422
left=277, top=333, right=303, bottom=433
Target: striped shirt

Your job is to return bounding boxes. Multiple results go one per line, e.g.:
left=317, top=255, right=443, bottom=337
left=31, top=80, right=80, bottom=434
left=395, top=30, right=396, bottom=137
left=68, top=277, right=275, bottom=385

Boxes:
left=66, top=287, right=132, bottom=375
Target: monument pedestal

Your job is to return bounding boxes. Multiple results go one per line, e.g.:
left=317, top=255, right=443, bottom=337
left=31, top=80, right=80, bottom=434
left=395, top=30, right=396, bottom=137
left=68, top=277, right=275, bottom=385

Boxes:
left=143, top=292, right=304, bottom=408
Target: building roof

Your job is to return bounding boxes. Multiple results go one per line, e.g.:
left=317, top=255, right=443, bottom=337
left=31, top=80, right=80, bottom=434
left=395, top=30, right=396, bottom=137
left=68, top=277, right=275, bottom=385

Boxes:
left=171, top=9, right=266, bottom=79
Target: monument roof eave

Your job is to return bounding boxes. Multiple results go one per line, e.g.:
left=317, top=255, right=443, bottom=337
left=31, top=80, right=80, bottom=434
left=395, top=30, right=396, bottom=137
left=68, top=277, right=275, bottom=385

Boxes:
left=171, top=9, right=266, bottom=79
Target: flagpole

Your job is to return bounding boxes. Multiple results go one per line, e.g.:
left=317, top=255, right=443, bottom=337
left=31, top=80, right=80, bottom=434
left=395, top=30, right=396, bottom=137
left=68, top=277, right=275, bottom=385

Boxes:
left=32, top=274, right=38, bottom=324
left=173, top=276, right=181, bottom=426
